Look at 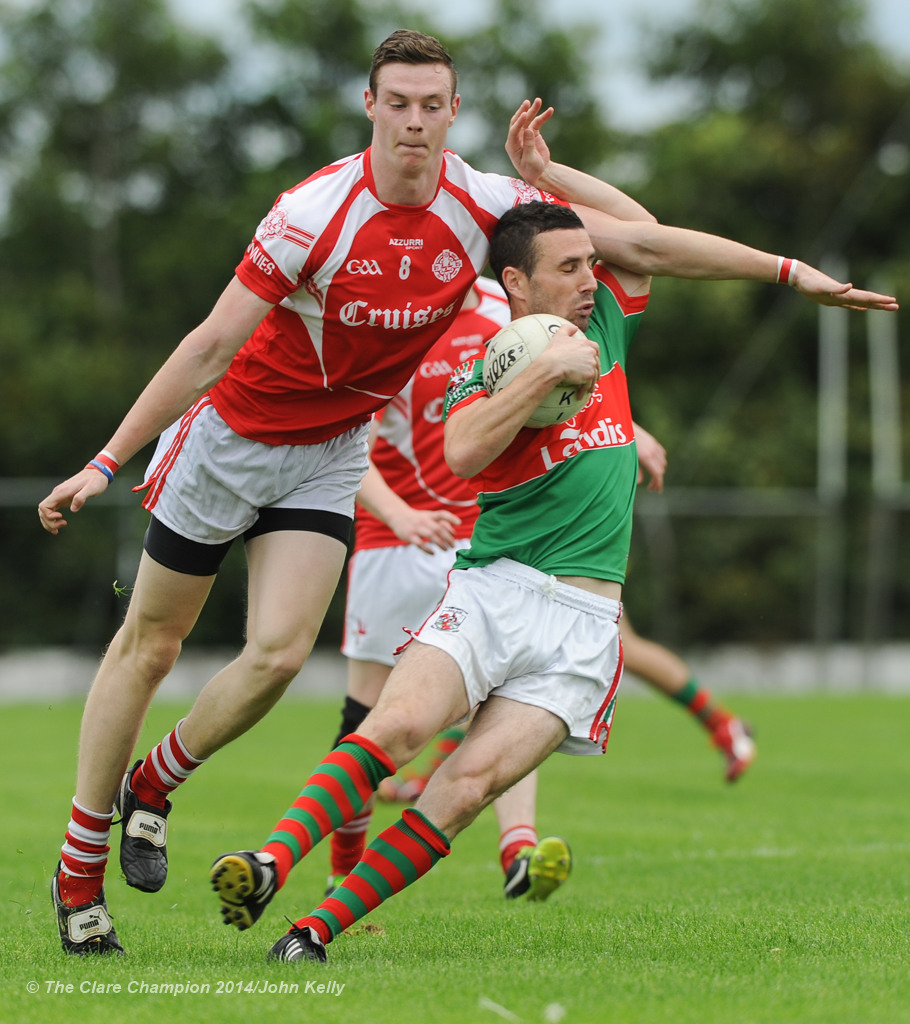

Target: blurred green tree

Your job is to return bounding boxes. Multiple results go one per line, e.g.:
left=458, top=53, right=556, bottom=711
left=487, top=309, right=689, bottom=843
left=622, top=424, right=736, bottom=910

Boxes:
left=620, top=0, right=910, bottom=642
left=2, top=0, right=907, bottom=649
left=0, top=0, right=617, bottom=647
left=0, top=0, right=242, bottom=470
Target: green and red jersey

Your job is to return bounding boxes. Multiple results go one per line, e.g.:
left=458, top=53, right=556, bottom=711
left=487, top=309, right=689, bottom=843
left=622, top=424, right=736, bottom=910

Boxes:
left=443, top=266, right=648, bottom=584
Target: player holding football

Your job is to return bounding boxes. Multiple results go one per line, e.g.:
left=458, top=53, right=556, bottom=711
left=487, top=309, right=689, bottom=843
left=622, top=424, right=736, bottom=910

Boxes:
left=328, top=278, right=571, bottom=902
left=337, top=302, right=752, bottom=903
left=333, top=328, right=750, bottom=906
left=376, top=421, right=754, bottom=807
left=208, top=104, right=897, bottom=961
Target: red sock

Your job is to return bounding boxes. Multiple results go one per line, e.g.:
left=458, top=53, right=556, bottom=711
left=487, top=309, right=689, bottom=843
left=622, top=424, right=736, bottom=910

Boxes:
left=329, top=801, right=375, bottom=876
left=132, top=717, right=207, bottom=808
left=59, top=800, right=113, bottom=905
left=499, top=825, right=538, bottom=874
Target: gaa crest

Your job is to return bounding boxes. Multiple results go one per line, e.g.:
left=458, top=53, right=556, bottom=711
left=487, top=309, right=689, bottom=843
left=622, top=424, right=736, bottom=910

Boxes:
left=447, top=361, right=473, bottom=391
left=432, top=249, right=463, bottom=283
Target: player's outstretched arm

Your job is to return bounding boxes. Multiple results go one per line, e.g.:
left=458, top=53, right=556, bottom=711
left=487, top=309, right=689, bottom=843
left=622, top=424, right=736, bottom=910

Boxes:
left=580, top=220, right=899, bottom=312
left=37, top=277, right=274, bottom=535
left=505, top=104, right=897, bottom=313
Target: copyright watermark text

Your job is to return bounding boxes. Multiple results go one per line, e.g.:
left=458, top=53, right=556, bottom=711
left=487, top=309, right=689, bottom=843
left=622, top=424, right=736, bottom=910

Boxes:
left=27, top=979, right=345, bottom=997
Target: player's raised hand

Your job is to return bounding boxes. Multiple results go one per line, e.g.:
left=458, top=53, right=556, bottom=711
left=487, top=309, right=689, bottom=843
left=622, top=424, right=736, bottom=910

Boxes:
left=38, top=467, right=110, bottom=535
left=506, top=98, right=555, bottom=185
left=788, top=261, right=899, bottom=311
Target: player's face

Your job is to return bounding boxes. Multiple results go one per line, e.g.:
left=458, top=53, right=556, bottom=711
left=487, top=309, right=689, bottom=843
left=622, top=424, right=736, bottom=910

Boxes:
left=524, top=229, right=598, bottom=330
left=365, top=63, right=459, bottom=177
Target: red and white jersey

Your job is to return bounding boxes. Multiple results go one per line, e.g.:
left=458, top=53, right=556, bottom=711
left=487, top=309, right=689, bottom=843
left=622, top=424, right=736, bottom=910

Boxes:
left=210, top=148, right=555, bottom=445
left=354, top=277, right=511, bottom=551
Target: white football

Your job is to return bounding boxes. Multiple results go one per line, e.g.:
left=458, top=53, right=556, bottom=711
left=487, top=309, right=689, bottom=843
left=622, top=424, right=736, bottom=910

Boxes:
left=482, top=313, right=589, bottom=428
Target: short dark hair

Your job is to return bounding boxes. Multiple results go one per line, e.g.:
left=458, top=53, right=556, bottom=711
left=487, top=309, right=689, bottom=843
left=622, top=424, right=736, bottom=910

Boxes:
left=489, top=202, right=585, bottom=287
left=369, top=30, right=458, bottom=100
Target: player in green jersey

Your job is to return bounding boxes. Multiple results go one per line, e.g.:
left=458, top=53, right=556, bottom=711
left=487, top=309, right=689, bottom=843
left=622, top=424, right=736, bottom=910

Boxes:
left=207, top=108, right=898, bottom=964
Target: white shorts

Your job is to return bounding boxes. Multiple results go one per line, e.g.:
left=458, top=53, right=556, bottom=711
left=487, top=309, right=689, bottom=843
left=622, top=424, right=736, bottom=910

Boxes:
left=412, top=558, right=624, bottom=756
left=139, top=399, right=370, bottom=544
left=342, top=540, right=472, bottom=666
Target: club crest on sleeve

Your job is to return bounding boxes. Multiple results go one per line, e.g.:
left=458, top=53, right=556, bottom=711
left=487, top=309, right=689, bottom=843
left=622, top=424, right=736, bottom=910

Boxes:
left=257, top=207, right=288, bottom=240
left=510, top=178, right=545, bottom=203
left=430, top=606, right=468, bottom=632
left=447, top=362, right=474, bottom=391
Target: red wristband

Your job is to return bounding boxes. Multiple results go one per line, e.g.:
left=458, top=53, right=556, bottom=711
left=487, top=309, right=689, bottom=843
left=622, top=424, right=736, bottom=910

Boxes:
left=776, top=257, right=799, bottom=285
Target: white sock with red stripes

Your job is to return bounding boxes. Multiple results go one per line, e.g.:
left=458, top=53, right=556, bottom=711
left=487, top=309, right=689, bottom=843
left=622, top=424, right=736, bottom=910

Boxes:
left=132, top=718, right=207, bottom=808
left=59, top=799, right=114, bottom=905
left=499, top=824, right=539, bottom=875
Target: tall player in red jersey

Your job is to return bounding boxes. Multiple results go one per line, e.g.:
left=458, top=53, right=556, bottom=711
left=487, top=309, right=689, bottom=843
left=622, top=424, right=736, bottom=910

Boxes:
left=38, top=30, right=567, bottom=957
left=39, top=26, right=897, bottom=955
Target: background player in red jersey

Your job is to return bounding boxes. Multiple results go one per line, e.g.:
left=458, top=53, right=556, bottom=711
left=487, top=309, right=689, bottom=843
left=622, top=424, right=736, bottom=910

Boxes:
left=327, top=278, right=566, bottom=901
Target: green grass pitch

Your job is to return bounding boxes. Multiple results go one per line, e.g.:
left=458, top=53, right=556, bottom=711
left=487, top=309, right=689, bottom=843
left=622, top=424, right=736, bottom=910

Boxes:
left=3, top=693, right=909, bottom=1024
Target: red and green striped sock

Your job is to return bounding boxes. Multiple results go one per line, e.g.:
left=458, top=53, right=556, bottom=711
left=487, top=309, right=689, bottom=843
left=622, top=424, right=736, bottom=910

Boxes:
left=262, top=734, right=395, bottom=887
left=427, top=725, right=465, bottom=770
left=295, top=807, right=450, bottom=944
left=672, top=679, right=730, bottom=732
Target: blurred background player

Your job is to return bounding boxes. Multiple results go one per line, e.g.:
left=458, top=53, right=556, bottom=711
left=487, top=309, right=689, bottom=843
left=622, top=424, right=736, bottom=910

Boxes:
left=621, top=426, right=756, bottom=783
left=622, top=619, right=755, bottom=781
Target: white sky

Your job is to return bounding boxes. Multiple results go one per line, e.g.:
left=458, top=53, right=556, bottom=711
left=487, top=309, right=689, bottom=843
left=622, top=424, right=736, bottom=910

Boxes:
left=174, top=0, right=910, bottom=130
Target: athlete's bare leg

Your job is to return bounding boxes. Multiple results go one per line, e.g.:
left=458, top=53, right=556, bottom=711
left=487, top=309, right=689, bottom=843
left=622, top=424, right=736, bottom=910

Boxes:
left=621, top=617, right=690, bottom=696
left=75, top=552, right=215, bottom=812
left=347, top=647, right=545, bottom=879
left=75, top=530, right=347, bottom=814
left=415, top=695, right=567, bottom=840
left=346, top=659, right=392, bottom=709
left=358, top=641, right=473, bottom=769
left=180, top=530, right=348, bottom=756
left=493, top=769, right=538, bottom=833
